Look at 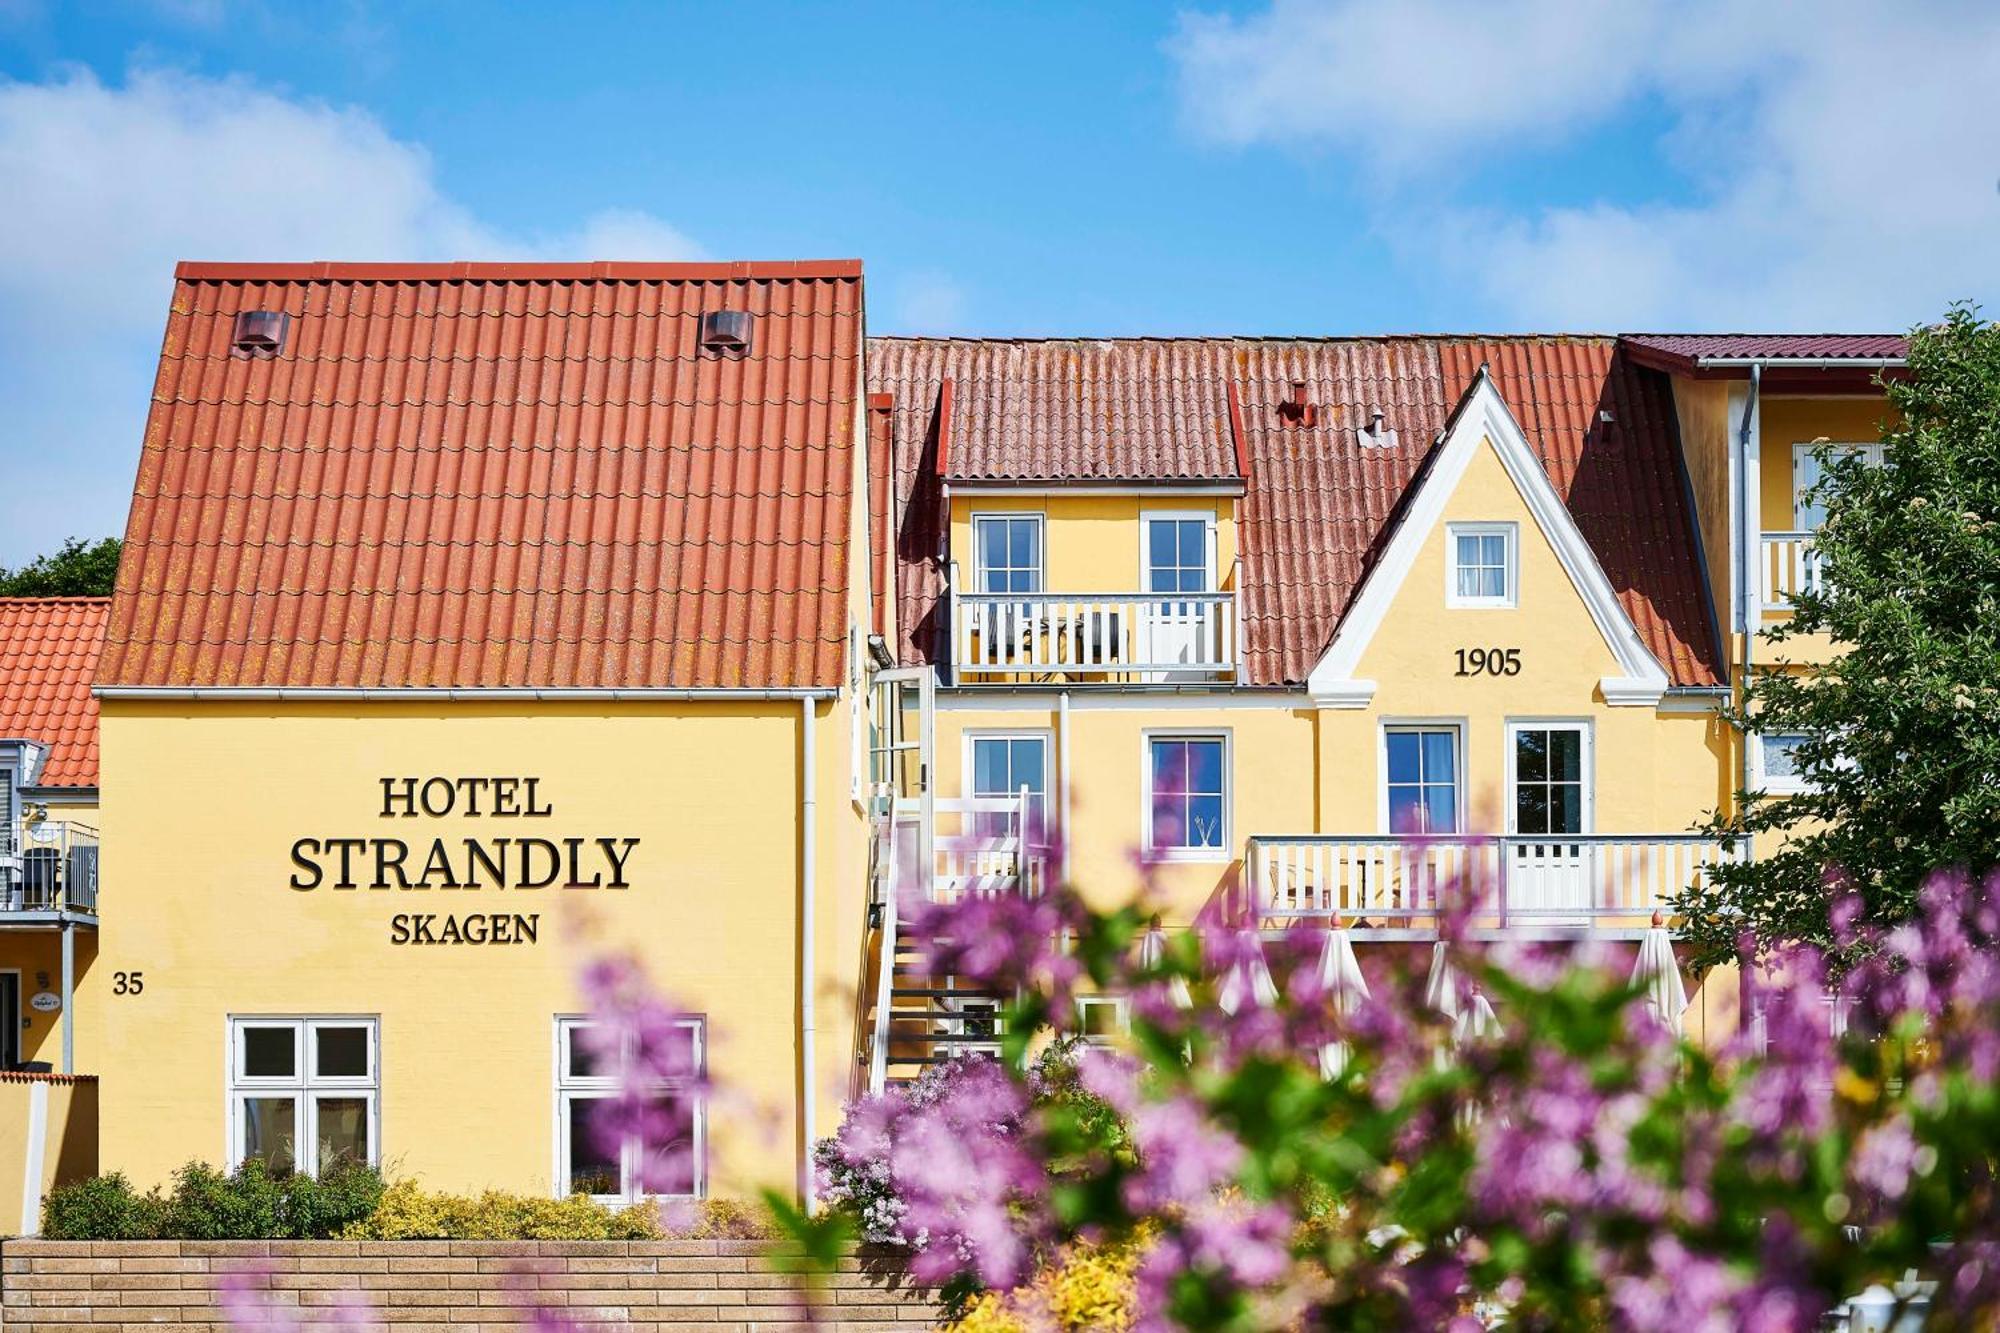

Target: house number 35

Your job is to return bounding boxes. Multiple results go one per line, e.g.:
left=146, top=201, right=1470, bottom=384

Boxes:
left=1454, top=647, right=1522, bottom=677
left=112, top=971, right=144, bottom=995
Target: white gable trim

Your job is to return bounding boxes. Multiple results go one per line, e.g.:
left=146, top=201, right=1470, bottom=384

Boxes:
left=1305, top=371, right=1670, bottom=709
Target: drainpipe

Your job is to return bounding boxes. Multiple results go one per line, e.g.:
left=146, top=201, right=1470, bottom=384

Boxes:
left=1058, top=691, right=1073, bottom=885
left=1735, top=364, right=1763, bottom=844
left=798, top=697, right=818, bottom=1209
left=60, top=921, right=74, bottom=1074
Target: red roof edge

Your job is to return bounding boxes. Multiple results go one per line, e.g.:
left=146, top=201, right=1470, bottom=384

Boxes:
left=1225, top=381, right=1251, bottom=480
left=173, top=259, right=864, bottom=282
left=935, top=378, right=956, bottom=477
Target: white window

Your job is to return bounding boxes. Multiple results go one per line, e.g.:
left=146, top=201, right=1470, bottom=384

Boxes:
left=1384, top=726, right=1461, bottom=834
left=966, top=732, right=1051, bottom=842
left=1446, top=522, right=1518, bottom=608
left=1145, top=733, right=1229, bottom=857
left=1075, top=995, right=1131, bottom=1046
left=1508, top=722, right=1591, bottom=835
left=1793, top=442, right=1885, bottom=531
left=1143, top=513, right=1214, bottom=593
left=228, top=1017, right=378, bottom=1176
left=1756, top=733, right=1812, bottom=795
left=974, top=514, right=1044, bottom=594
left=554, top=1016, right=705, bottom=1203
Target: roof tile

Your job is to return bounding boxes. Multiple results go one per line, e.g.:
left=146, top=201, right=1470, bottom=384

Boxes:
left=0, top=598, right=108, bottom=787
left=103, top=265, right=864, bottom=690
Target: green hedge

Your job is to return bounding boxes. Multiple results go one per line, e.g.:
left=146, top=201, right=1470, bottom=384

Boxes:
left=40, top=1161, right=384, bottom=1240
left=40, top=1163, right=774, bottom=1242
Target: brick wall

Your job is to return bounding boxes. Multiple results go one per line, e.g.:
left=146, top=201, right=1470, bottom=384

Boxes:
left=0, top=1240, right=942, bottom=1332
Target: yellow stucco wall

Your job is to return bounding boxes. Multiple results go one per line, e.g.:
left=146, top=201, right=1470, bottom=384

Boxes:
left=948, top=493, right=1239, bottom=593
left=0, top=1076, right=97, bottom=1235
left=937, top=432, right=1736, bottom=1024
left=88, top=699, right=863, bottom=1201
left=0, top=929, right=96, bottom=1068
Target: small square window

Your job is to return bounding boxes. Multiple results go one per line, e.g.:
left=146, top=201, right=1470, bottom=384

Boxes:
left=1076, top=996, right=1130, bottom=1045
left=314, top=1026, right=370, bottom=1079
left=1446, top=523, right=1518, bottom=608
left=1758, top=734, right=1812, bottom=794
left=240, top=1026, right=297, bottom=1079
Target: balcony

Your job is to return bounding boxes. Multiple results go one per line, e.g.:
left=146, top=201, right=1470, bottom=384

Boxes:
left=1760, top=531, right=1820, bottom=611
left=0, top=820, right=99, bottom=919
left=1247, top=833, right=1740, bottom=936
left=948, top=568, right=1239, bottom=683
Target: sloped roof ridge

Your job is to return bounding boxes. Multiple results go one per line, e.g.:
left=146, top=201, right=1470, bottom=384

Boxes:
left=870, top=332, right=1619, bottom=345
left=177, top=260, right=863, bottom=281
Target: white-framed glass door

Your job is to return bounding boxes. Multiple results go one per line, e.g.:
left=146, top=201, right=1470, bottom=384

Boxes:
left=1506, top=722, right=1593, bottom=917
left=869, top=667, right=935, bottom=903
left=1141, top=512, right=1217, bottom=677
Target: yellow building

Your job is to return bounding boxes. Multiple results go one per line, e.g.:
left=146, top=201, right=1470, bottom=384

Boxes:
left=0, top=263, right=1908, bottom=1216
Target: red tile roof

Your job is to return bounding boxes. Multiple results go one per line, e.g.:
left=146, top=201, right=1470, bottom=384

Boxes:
left=896, top=339, right=1245, bottom=483
left=0, top=598, right=108, bottom=788
left=1621, top=333, right=1907, bottom=367
left=102, top=262, right=864, bottom=691
left=870, top=337, right=1725, bottom=688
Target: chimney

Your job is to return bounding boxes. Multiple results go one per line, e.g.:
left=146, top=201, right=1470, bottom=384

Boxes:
left=1277, top=380, right=1318, bottom=428
left=1356, top=405, right=1399, bottom=450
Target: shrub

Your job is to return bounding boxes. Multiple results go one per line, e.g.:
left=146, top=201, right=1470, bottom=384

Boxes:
left=344, top=1180, right=662, bottom=1240
left=161, top=1160, right=283, bottom=1239
left=947, top=1241, right=1139, bottom=1332
left=282, top=1161, right=385, bottom=1238
left=41, top=1161, right=386, bottom=1240
left=40, top=1172, right=165, bottom=1240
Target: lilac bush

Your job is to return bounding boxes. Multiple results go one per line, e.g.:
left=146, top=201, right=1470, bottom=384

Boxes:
left=793, top=866, right=2000, bottom=1330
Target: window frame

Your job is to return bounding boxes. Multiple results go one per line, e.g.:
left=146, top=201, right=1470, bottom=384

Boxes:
left=1791, top=441, right=1884, bottom=531
left=1139, top=510, right=1218, bottom=595
left=963, top=729, right=1054, bottom=844
left=1444, top=521, right=1519, bottom=609
left=1753, top=731, right=1814, bottom=796
left=1074, top=994, right=1132, bottom=1046
left=971, top=512, right=1046, bottom=595
left=1379, top=721, right=1467, bottom=836
left=225, top=1016, right=380, bottom=1177
left=1141, top=729, right=1232, bottom=861
left=551, top=1014, right=707, bottom=1205
left=1503, top=719, right=1594, bottom=837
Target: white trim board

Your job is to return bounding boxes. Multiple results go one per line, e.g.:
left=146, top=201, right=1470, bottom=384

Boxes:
left=1305, top=370, right=1670, bottom=709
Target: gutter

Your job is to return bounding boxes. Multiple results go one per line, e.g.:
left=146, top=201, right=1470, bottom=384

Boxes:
left=1693, top=355, right=1903, bottom=371
left=94, top=686, right=837, bottom=702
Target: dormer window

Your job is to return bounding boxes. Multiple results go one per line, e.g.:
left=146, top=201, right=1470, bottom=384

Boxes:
left=974, top=514, right=1043, bottom=594
left=1447, top=522, right=1518, bottom=609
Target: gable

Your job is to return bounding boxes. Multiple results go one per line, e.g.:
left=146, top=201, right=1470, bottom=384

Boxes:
left=1305, top=373, right=1671, bottom=708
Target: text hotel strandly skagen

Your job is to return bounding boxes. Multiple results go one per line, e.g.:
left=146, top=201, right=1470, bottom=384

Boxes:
left=287, top=776, right=642, bottom=945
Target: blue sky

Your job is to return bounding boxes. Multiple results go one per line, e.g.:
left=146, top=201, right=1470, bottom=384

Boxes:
left=1, top=0, right=1996, bottom=561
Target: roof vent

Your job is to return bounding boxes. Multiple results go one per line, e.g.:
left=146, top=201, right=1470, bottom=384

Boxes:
left=1356, top=406, right=1399, bottom=450
left=231, top=310, right=290, bottom=358
left=1276, top=380, right=1318, bottom=428
left=699, top=309, right=753, bottom=354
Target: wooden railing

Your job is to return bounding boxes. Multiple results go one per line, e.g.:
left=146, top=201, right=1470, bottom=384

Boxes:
left=1760, top=531, right=1820, bottom=611
left=949, top=568, right=1238, bottom=679
left=0, top=820, right=98, bottom=916
left=1248, top=834, right=1740, bottom=928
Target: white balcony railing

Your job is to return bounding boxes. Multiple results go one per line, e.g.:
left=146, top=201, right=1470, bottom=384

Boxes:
left=1760, top=531, right=1820, bottom=611
left=877, top=792, right=1048, bottom=907
left=1248, top=834, right=1740, bottom=930
left=0, top=820, right=99, bottom=916
left=949, top=571, right=1238, bottom=680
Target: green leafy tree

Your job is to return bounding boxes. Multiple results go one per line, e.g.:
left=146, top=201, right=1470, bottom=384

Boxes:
left=0, top=535, right=121, bottom=596
left=1680, top=305, right=2000, bottom=966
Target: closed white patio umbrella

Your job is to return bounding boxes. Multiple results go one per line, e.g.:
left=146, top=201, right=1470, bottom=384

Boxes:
left=1139, top=918, right=1194, bottom=1009
left=1217, top=927, right=1279, bottom=1014
left=1423, top=939, right=1461, bottom=1020
left=1317, top=923, right=1370, bottom=1077
left=1630, top=911, right=1689, bottom=1036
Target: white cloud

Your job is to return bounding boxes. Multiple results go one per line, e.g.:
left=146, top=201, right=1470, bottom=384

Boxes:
left=1170, top=0, right=2000, bottom=330
left=0, top=67, right=700, bottom=563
